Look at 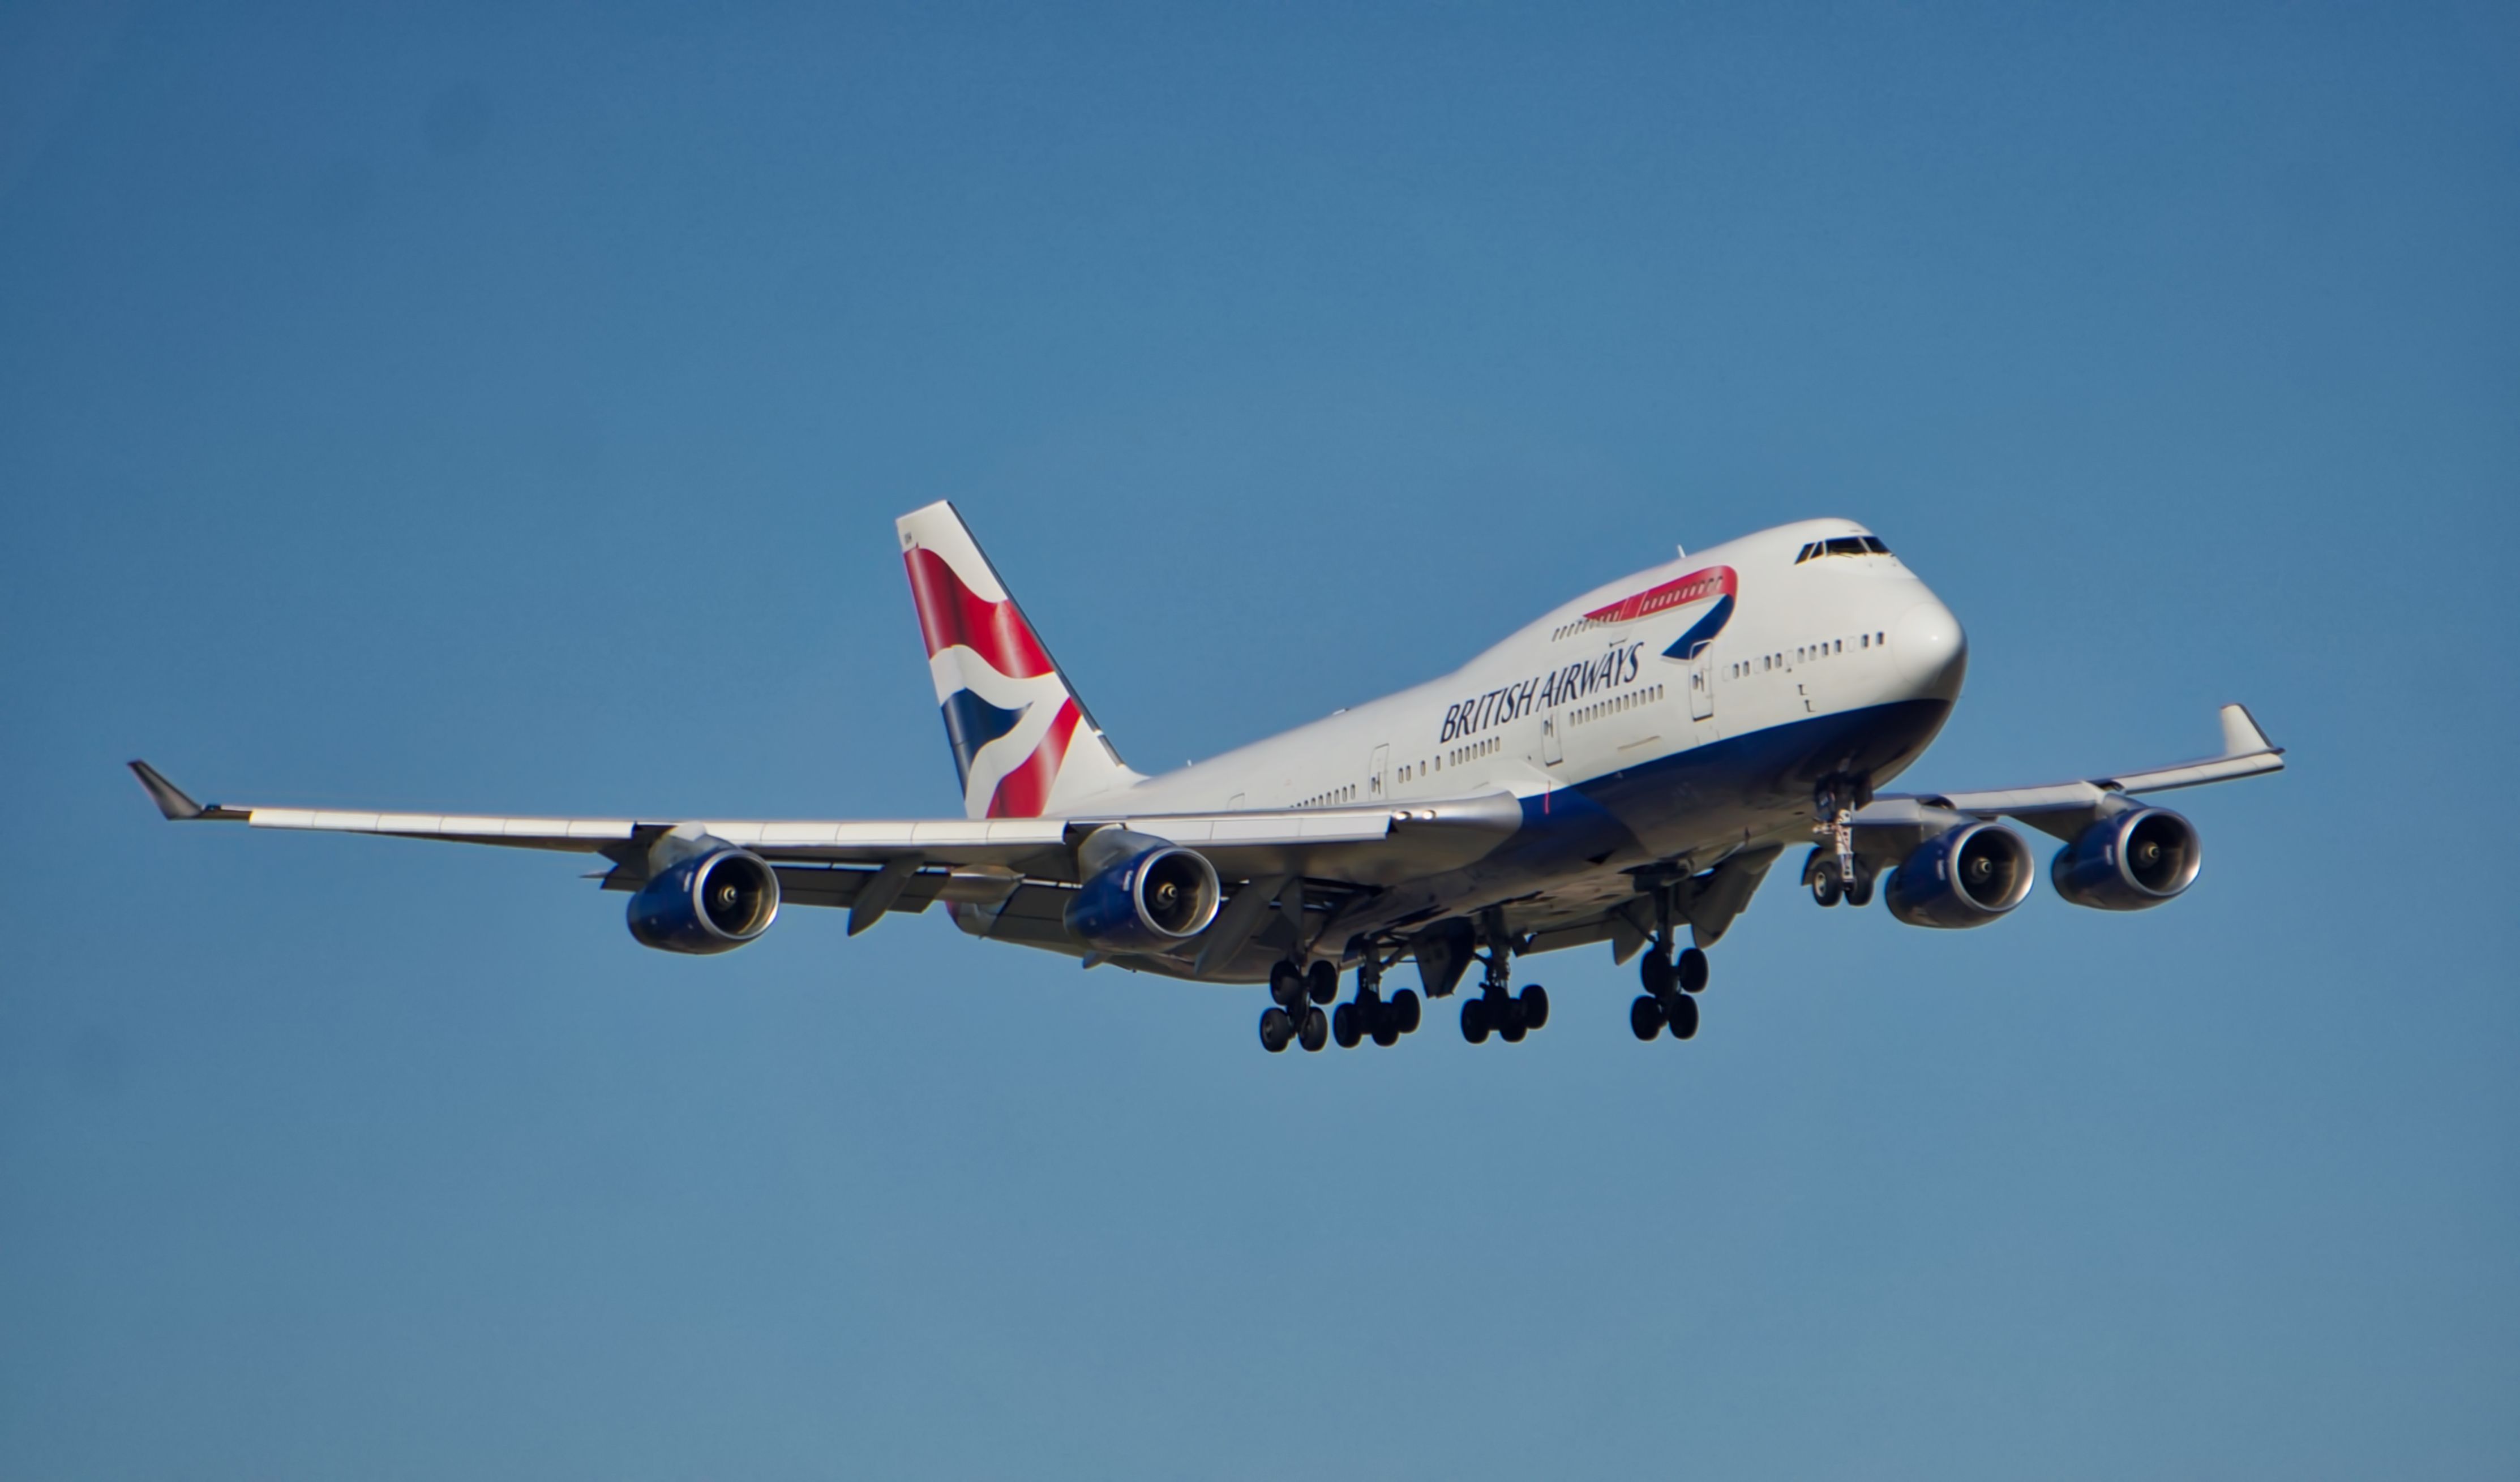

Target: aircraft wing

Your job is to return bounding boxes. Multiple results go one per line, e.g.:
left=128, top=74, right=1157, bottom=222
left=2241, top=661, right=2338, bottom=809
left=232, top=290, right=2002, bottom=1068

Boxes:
left=1852, top=703, right=2284, bottom=839
left=126, top=761, right=1520, bottom=886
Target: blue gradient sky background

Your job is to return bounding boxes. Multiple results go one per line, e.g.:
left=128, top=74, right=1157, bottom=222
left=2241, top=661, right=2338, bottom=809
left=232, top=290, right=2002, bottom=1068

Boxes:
left=4, top=4, right=2515, bottom=1477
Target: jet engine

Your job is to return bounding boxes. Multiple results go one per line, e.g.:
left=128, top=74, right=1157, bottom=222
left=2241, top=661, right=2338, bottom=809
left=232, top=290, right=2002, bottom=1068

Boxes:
left=2051, top=807, right=2200, bottom=910
left=627, top=846, right=781, bottom=953
left=1885, top=822, right=2035, bottom=929
left=1064, top=834, right=1222, bottom=954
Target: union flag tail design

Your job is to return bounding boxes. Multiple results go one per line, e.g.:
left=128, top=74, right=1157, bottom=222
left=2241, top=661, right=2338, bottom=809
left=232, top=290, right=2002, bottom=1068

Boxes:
left=895, top=502, right=1141, bottom=819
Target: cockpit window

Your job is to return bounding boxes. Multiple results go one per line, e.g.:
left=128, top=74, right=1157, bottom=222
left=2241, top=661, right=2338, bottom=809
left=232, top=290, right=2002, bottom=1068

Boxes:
left=1796, top=535, right=1891, bottom=564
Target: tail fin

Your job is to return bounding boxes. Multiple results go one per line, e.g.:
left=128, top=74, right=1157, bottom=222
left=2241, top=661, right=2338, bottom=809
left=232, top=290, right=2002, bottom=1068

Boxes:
left=896, top=501, right=1142, bottom=819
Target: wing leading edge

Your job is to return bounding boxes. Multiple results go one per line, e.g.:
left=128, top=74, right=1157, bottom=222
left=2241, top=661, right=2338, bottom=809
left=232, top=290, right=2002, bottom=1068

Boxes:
left=124, top=761, right=1520, bottom=885
left=1853, top=703, right=2284, bottom=838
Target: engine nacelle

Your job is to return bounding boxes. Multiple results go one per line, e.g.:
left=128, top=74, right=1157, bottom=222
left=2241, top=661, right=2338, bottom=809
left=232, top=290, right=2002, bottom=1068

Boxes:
left=1885, top=822, right=2036, bottom=929
left=1063, top=839, right=1221, bottom=953
left=627, top=847, right=781, bottom=954
left=2051, top=807, right=2200, bottom=910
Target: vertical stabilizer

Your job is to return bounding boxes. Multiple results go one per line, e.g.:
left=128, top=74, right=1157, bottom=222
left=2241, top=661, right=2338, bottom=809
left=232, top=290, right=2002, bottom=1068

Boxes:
left=896, top=502, right=1142, bottom=819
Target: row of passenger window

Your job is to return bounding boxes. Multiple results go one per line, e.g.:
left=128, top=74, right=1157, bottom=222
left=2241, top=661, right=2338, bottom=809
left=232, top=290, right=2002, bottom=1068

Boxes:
left=1728, top=630, right=1889, bottom=678
left=1296, top=781, right=1359, bottom=809
left=1572, top=684, right=1664, bottom=724
left=1396, top=734, right=1497, bottom=786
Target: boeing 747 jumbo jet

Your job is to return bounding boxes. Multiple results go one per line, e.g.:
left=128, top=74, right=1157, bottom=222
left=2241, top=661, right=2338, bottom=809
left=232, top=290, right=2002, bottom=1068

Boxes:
left=132, top=504, right=2283, bottom=1053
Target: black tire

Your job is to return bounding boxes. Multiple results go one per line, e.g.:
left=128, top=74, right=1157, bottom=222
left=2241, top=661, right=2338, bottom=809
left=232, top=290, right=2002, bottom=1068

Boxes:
left=1370, top=1019, right=1401, bottom=1048
left=1259, top=1006, right=1293, bottom=1053
left=1519, top=984, right=1549, bottom=1031
left=1641, top=952, right=1675, bottom=998
left=1332, top=1002, right=1362, bottom=1050
left=1299, top=1006, right=1329, bottom=1053
left=1665, top=991, right=1700, bottom=1040
left=1306, top=960, right=1339, bottom=1006
left=1460, top=996, right=1490, bottom=1044
left=1678, top=947, right=1709, bottom=994
left=1268, top=960, right=1302, bottom=1009
left=1393, top=989, right=1422, bottom=1034
left=1810, top=864, right=1842, bottom=907
left=1630, top=995, right=1666, bottom=1041
left=1845, top=869, right=1875, bottom=908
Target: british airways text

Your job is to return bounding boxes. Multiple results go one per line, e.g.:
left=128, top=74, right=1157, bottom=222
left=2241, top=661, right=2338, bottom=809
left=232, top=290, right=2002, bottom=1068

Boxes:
left=1438, top=642, right=1646, bottom=744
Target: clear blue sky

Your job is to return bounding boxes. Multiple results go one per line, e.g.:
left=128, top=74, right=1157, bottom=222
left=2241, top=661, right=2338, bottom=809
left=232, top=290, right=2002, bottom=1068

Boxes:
left=3, top=3, right=2514, bottom=1477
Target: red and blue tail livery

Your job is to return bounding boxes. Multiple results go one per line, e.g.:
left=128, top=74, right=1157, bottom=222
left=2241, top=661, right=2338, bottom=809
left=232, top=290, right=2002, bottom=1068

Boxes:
left=895, top=502, right=1140, bottom=819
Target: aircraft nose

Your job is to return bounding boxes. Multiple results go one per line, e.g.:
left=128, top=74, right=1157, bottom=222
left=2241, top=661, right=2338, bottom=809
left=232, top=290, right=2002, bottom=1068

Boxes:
left=1892, top=598, right=1968, bottom=697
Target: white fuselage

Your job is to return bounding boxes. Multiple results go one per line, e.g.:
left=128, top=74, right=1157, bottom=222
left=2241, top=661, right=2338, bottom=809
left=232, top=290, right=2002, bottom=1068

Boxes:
left=1099, top=518, right=1964, bottom=850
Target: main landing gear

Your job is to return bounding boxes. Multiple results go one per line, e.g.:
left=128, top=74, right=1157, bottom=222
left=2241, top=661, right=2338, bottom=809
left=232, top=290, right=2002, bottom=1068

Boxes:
left=1261, top=956, right=1422, bottom=1053
left=1332, top=952, right=1422, bottom=1050
left=1631, top=880, right=1708, bottom=1042
left=1459, top=919, right=1549, bottom=1046
left=1258, top=958, right=1332, bottom=1053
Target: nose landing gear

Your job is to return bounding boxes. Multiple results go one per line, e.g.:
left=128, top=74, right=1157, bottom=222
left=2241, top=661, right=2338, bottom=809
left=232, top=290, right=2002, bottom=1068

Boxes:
left=1806, top=852, right=1875, bottom=908
left=1807, top=775, right=1876, bottom=908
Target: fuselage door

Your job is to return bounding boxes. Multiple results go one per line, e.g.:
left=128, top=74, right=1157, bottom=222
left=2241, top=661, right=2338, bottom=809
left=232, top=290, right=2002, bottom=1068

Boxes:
left=1369, top=744, right=1389, bottom=798
left=1542, top=709, right=1564, bottom=766
left=1690, top=656, right=1715, bottom=720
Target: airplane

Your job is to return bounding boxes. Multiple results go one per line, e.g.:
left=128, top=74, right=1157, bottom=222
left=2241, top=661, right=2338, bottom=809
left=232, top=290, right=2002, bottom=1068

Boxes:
left=130, top=502, right=2284, bottom=1053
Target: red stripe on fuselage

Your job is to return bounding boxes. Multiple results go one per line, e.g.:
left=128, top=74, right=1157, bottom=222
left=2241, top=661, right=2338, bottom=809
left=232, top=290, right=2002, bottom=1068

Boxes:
left=986, top=698, right=1083, bottom=818
left=1583, top=565, right=1737, bottom=625
left=904, top=547, right=1055, bottom=680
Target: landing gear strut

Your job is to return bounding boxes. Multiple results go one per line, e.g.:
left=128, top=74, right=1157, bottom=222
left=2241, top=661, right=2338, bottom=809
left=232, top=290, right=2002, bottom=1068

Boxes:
left=1809, top=775, right=1876, bottom=908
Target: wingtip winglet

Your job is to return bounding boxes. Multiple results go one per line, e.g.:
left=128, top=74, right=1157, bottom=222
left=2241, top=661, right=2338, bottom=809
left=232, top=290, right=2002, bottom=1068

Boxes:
left=2217, top=703, right=2280, bottom=758
left=127, top=759, right=208, bottom=821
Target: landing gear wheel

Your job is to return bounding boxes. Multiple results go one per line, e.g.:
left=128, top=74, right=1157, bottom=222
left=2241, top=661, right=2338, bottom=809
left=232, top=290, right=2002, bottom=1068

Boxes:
left=1392, top=988, right=1422, bottom=1035
left=1306, top=960, right=1339, bottom=1006
left=1460, top=996, right=1491, bottom=1045
left=1677, top=947, right=1709, bottom=994
left=1664, top=991, right=1700, bottom=1040
left=1518, top=984, right=1549, bottom=1031
left=1298, top=1006, right=1329, bottom=1053
left=1259, top=1006, right=1294, bottom=1053
left=1332, top=1002, right=1362, bottom=1050
left=1268, top=960, right=1302, bottom=1008
left=1371, top=1016, right=1401, bottom=1048
left=1641, top=952, right=1676, bottom=998
left=1844, top=869, right=1875, bottom=908
left=1630, top=995, right=1666, bottom=1041
left=1810, top=862, right=1843, bottom=907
